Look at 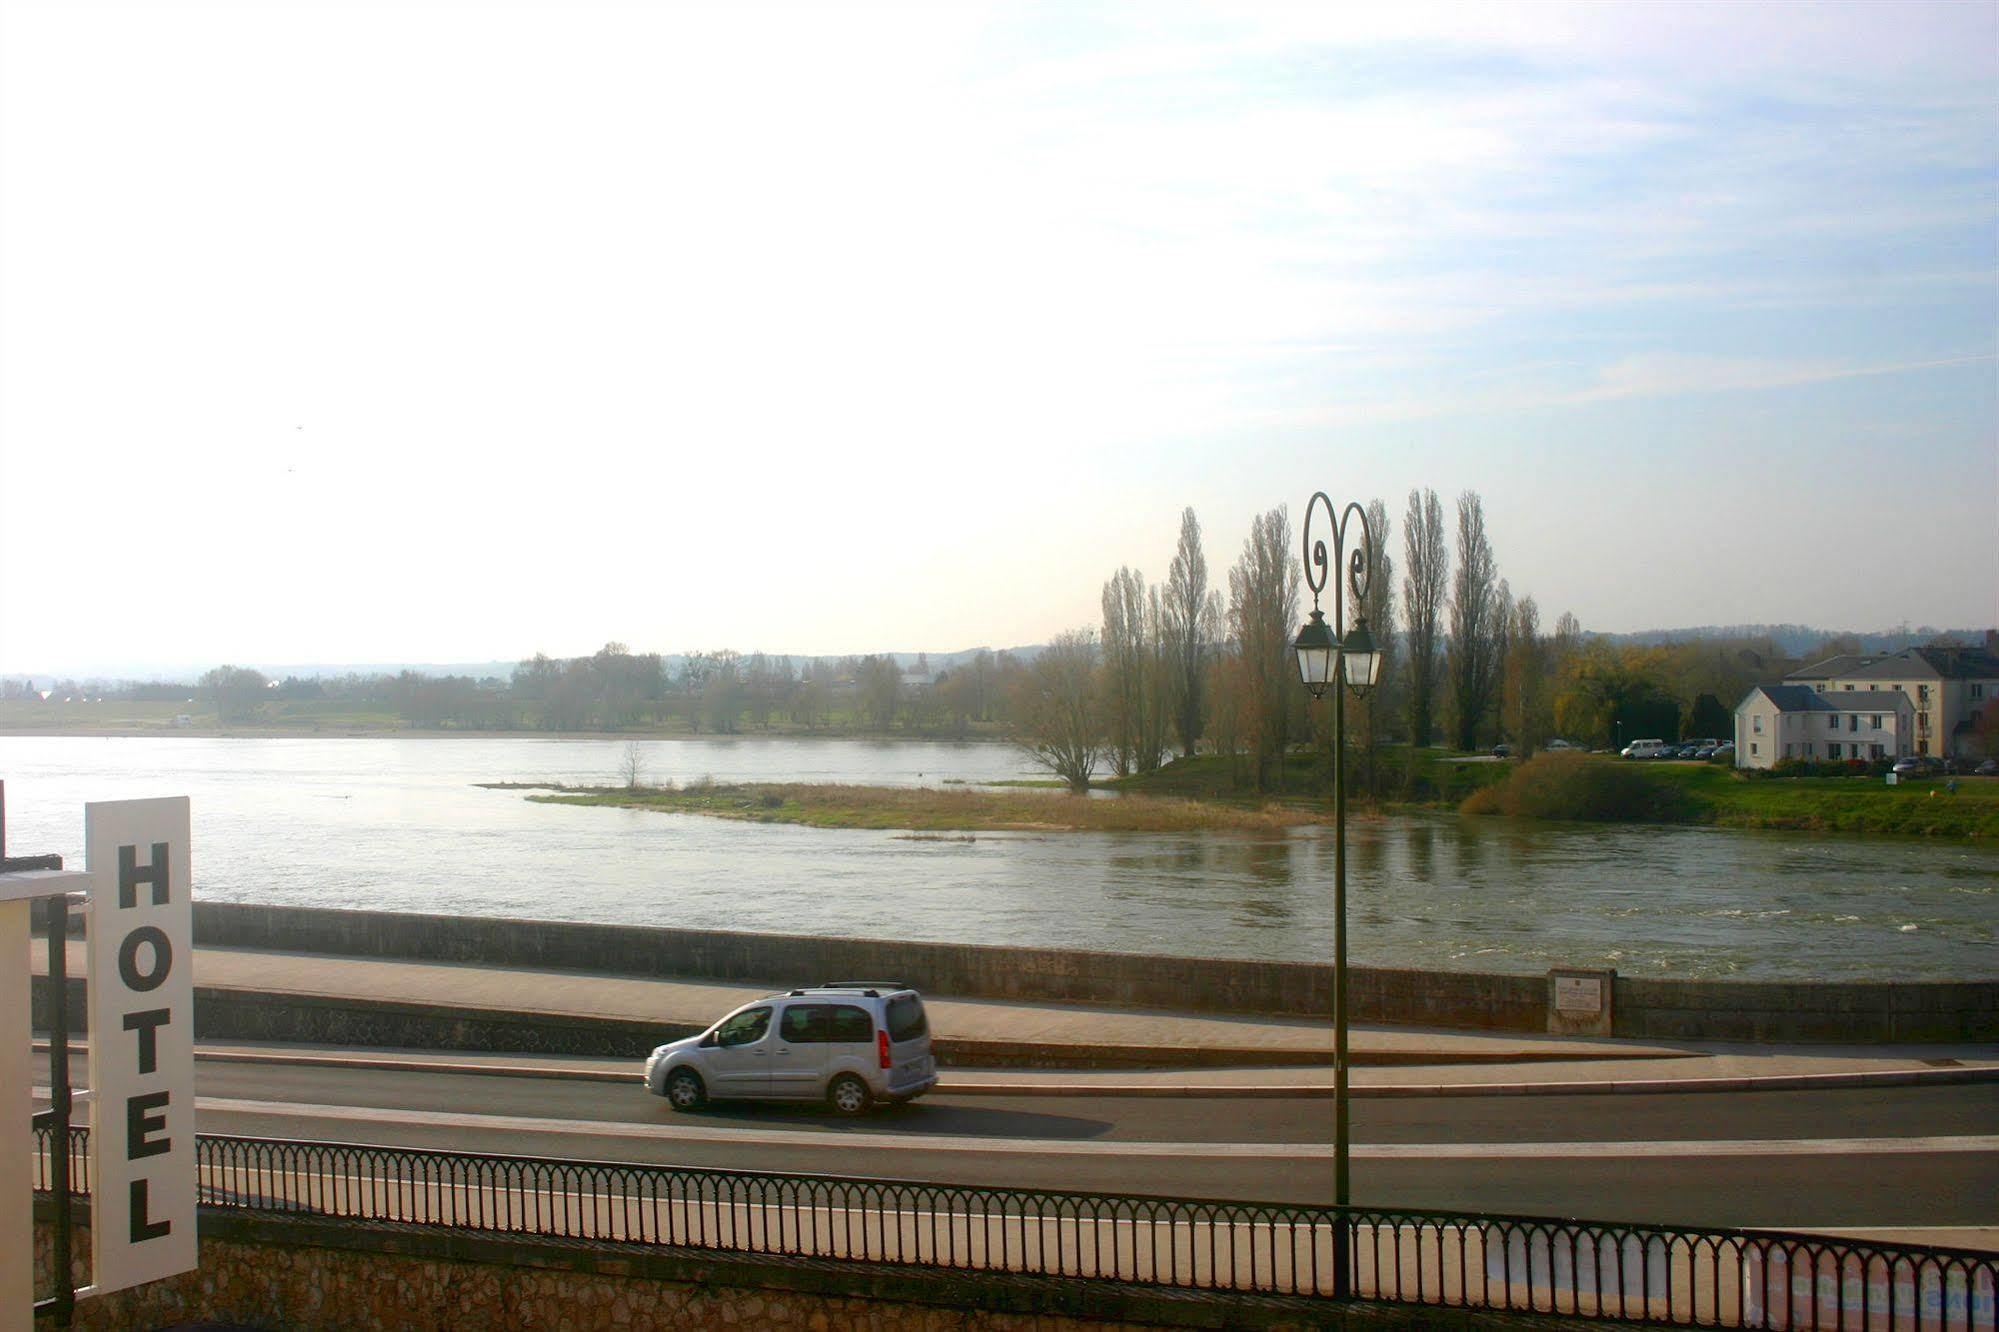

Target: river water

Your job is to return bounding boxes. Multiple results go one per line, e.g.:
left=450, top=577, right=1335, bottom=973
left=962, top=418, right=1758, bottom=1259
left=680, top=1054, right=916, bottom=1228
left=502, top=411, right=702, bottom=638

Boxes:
left=2, top=735, right=1993, bottom=981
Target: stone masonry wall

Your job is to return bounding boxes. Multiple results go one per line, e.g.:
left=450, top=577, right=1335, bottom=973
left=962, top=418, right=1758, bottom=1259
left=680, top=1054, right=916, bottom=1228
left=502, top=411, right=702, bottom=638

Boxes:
left=190, top=901, right=1999, bottom=1042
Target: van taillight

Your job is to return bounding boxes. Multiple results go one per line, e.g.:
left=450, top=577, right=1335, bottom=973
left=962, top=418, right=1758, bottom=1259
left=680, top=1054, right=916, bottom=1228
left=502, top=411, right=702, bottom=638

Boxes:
left=877, top=1030, right=892, bottom=1069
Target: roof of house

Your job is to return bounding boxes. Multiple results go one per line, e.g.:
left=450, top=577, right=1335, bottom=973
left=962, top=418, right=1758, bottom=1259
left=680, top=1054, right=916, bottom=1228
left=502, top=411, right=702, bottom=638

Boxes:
left=1851, top=646, right=1999, bottom=681
left=1787, top=645, right=1999, bottom=684
left=1786, top=654, right=1875, bottom=680
left=1741, top=685, right=1914, bottom=714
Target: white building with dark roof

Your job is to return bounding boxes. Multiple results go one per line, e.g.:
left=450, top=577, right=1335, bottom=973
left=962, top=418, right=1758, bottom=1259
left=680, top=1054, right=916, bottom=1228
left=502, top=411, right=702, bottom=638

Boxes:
left=1781, top=641, right=1999, bottom=758
left=1733, top=684, right=1914, bottom=769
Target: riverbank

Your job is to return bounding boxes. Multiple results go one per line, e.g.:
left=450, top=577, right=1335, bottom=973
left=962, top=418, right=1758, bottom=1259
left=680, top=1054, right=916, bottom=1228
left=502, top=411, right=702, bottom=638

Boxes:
left=487, top=780, right=1321, bottom=833
left=1121, top=749, right=1998, bottom=839
left=1463, top=751, right=1999, bottom=838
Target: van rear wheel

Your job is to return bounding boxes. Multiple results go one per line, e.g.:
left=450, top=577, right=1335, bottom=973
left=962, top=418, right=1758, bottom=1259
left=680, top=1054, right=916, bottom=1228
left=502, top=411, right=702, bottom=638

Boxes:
left=827, top=1074, right=873, bottom=1117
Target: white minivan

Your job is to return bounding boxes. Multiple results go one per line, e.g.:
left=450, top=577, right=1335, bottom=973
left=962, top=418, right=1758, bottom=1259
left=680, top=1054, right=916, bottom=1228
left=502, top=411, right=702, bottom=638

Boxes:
left=1620, top=738, right=1668, bottom=759
left=644, top=983, right=938, bottom=1116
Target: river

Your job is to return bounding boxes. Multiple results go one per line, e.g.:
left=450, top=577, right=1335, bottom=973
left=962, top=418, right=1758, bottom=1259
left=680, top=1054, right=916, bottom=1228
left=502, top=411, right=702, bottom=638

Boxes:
left=1, top=735, right=1993, bottom=981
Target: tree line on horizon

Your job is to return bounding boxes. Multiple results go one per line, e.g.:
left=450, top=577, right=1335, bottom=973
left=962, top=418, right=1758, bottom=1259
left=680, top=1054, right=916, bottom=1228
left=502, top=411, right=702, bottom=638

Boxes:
left=9, top=541, right=1981, bottom=775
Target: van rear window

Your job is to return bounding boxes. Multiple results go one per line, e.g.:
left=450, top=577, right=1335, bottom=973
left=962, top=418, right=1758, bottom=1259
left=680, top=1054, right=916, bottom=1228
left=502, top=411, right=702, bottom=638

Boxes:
left=885, top=995, right=928, bottom=1043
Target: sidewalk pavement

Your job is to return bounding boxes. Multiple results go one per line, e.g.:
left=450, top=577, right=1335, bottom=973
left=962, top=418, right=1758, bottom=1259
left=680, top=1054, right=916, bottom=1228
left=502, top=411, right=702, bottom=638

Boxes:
left=34, top=941, right=1999, bottom=1093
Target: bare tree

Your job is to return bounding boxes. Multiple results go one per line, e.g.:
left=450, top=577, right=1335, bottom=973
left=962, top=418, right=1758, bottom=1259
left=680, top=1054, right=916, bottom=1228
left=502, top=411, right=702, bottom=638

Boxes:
left=1226, top=505, right=1300, bottom=791
left=1162, top=507, right=1212, bottom=758
left=1100, top=566, right=1147, bottom=776
left=1402, top=488, right=1447, bottom=748
left=1356, top=497, right=1397, bottom=793
left=1501, top=594, right=1545, bottom=754
left=619, top=740, right=647, bottom=789
left=1139, top=585, right=1171, bottom=772
left=201, top=664, right=270, bottom=724
left=1446, top=491, right=1504, bottom=750
left=1010, top=629, right=1106, bottom=793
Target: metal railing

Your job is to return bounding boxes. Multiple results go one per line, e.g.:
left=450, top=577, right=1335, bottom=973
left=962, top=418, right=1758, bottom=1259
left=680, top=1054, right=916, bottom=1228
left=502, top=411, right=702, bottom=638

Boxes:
left=33, top=1125, right=1998, bottom=1328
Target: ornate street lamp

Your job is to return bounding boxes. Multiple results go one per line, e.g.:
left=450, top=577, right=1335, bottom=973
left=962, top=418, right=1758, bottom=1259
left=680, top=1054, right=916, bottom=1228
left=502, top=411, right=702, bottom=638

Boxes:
left=1293, top=492, right=1381, bottom=1299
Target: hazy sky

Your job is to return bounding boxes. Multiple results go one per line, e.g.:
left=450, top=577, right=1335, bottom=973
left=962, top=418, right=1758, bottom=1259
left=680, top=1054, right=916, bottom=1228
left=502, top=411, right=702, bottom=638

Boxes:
left=3, top=1, right=1994, bottom=676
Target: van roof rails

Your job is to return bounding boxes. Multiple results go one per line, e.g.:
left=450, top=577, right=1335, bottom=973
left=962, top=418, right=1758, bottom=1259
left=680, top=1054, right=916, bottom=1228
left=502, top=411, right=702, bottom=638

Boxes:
left=820, top=980, right=910, bottom=993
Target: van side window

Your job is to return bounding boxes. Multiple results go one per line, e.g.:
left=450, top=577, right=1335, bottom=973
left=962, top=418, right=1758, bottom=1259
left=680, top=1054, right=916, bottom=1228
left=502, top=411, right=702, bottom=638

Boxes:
left=717, top=1007, right=771, bottom=1047
left=780, top=1005, right=826, bottom=1043
left=825, top=1005, right=873, bottom=1043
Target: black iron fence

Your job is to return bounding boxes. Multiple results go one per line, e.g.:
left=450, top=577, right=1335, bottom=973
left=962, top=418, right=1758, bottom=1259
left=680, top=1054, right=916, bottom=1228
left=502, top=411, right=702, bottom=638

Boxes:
left=33, top=1125, right=1998, bottom=1328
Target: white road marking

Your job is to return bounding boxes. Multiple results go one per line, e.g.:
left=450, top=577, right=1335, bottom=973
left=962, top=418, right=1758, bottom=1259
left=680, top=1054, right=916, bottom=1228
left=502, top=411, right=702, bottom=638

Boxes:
left=176, top=1096, right=1999, bottom=1160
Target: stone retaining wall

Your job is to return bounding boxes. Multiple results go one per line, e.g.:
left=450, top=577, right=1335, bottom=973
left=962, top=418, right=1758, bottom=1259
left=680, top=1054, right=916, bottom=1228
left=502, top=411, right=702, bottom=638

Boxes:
left=189, top=902, right=1999, bottom=1043
left=34, top=1208, right=1599, bottom=1330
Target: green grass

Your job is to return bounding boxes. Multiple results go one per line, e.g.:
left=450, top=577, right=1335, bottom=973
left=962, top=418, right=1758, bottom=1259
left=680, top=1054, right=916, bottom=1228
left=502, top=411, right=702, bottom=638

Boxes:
left=0, top=700, right=202, bottom=731
left=1464, top=752, right=1999, bottom=839
left=501, top=780, right=1322, bottom=834
left=1652, top=763, right=1999, bottom=838
left=1115, top=747, right=1510, bottom=809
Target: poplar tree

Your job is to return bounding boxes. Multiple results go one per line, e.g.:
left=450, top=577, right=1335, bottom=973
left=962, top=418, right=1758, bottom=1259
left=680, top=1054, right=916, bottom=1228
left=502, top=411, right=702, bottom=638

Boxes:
left=1401, top=488, right=1448, bottom=748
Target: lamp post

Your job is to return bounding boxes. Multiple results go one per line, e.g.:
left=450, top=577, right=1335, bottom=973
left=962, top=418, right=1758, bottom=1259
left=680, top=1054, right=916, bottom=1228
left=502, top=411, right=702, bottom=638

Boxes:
left=1293, top=494, right=1383, bottom=1300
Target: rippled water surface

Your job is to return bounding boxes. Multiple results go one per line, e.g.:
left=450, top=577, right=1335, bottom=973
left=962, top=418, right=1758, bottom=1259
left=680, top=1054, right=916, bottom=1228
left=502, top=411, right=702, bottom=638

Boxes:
left=3, top=736, right=1993, bottom=980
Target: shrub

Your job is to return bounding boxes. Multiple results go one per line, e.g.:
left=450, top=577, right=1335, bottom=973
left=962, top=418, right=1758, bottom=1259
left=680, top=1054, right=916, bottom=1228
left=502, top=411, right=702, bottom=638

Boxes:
left=1762, top=758, right=1893, bottom=780
left=1461, top=751, right=1699, bottom=823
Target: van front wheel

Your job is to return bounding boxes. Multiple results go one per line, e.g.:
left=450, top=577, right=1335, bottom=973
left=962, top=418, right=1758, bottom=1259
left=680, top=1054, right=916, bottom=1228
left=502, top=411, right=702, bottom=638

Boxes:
left=828, top=1074, right=873, bottom=1117
left=665, top=1069, right=706, bottom=1111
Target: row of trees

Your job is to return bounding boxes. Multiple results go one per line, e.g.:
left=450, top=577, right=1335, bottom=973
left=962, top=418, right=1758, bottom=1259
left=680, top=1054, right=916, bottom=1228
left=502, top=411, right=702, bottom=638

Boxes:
left=1015, top=490, right=1850, bottom=793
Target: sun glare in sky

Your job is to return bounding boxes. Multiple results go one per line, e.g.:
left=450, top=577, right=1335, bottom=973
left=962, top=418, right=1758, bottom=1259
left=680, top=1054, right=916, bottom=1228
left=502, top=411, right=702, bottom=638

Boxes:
left=1, top=1, right=1993, bottom=674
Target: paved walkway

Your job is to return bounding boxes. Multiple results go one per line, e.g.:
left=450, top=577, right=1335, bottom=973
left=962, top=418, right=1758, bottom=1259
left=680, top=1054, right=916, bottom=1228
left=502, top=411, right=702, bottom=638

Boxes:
left=34, top=942, right=1999, bottom=1090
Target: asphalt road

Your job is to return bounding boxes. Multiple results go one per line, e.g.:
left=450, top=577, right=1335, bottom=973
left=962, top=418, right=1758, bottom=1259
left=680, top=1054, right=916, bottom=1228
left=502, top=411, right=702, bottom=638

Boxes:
left=50, top=1055, right=1997, bottom=1232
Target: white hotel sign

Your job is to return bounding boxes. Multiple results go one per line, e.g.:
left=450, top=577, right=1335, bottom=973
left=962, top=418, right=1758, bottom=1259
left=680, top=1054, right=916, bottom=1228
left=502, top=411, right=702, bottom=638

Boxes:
left=85, top=798, right=197, bottom=1295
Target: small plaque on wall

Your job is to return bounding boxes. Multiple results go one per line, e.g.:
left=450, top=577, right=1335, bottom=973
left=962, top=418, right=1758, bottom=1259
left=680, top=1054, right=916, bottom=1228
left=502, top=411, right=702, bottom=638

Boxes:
left=1547, top=967, right=1616, bottom=1036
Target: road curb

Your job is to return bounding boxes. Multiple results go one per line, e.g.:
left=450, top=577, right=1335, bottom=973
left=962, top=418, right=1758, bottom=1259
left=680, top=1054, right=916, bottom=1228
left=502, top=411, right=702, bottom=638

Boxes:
left=36, top=1042, right=1999, bottom=1098
left=938, top=1065, right=1999, bottom=1098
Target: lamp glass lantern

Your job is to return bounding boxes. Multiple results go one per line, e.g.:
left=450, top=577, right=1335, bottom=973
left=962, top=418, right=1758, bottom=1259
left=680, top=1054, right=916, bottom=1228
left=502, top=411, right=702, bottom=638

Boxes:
left=1339, top=616, right=1382, bottom=695
left=1294, top=609, right=1337, bottom=698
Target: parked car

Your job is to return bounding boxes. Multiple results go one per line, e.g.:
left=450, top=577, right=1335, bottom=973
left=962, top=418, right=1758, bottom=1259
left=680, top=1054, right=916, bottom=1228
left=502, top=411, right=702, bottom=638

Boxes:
left=1544, top=738, right=1574, bottom=751
left=645, top=983, right=937, bottom=1116
left=1492, top=743, right=1513, bottom=758
left=1621, top=739, right=1668, bottom=759
left=1891, top=756, right=1938, bottom=777
left=1693, top=744, right=1718, bottom=759
left=1712, top=742, right=1735, bottom=761
left=1977, top=758, right=1998, bottom=776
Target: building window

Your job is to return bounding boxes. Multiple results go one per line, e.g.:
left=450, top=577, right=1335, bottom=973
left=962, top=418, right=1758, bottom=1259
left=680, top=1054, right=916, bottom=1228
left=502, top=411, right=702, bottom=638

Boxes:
left=1919, top=739, right=1929, bottom=755
left=1844, top=684, right=1854, bottom=690
left=1849, top=715, right=1859, bottom=732
left=1753, top=715, right=1763, bottom=733
left=1815, top=683, right=1825, bottom=692
left=1975, top=684, right=1986, bottom=699
left=1828, top=743, right=1842, bottom=760
left=1871, top=715, right=1882, bottom=729
left=1828, top=715, right=1838, bottom=730
left=1871, top=744, right=1884, bottom=759
left=1919, top=685, right=1931, bottom=704
left=1754, top=743, right=1761, bottom=756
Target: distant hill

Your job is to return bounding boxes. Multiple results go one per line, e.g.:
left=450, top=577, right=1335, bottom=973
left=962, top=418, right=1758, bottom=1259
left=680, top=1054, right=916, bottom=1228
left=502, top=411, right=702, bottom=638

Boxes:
left=3, top=645, right=1051, bottom=688
left=1594, top=625, right=1993, bottom=657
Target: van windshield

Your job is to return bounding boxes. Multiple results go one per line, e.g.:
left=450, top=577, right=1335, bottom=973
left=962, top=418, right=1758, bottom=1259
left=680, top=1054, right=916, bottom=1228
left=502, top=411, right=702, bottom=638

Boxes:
left=885, top=995, right=928, bottom=1043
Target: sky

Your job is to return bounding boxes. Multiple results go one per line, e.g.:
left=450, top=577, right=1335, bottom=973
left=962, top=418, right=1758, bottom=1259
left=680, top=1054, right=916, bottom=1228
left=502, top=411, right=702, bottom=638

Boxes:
left=2, top=1, right=1994, bottom=677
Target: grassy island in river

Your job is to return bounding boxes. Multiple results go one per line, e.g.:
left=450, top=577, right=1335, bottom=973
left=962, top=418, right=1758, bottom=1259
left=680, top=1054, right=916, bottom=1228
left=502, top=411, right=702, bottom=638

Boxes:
left=485, top=780, right=1320, bottom=834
